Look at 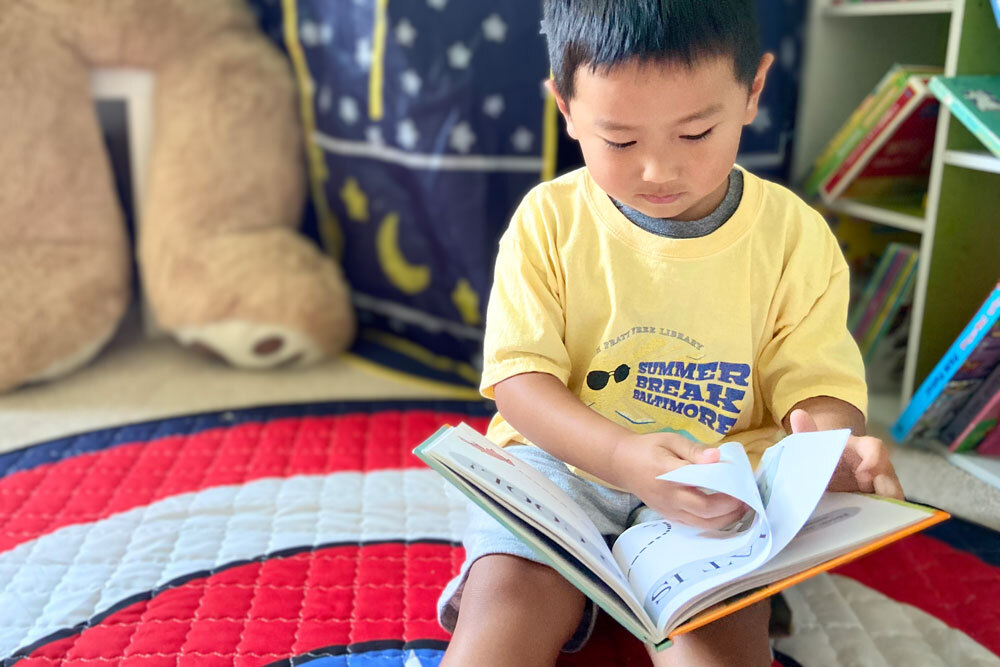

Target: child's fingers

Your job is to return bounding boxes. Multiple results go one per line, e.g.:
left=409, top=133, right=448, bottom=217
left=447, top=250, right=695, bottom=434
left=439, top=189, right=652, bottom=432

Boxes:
left=873, top=472, right=904, bottom=500
left=668, top=506, right=747, bottom=531
left=668, top=485, right=746, bottom=519
left=665, top=440, right=719, bottom=466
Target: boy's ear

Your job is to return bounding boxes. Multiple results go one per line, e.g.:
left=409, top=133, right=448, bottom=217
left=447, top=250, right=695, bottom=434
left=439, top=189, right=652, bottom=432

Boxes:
left=743, top=53, right=775, bottom=126
left=545, top=79, right=579, bottom=140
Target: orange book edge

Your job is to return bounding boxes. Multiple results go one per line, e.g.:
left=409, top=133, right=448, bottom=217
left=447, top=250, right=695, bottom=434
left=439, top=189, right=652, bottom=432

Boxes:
left=668, top=507, right=951, bottom=640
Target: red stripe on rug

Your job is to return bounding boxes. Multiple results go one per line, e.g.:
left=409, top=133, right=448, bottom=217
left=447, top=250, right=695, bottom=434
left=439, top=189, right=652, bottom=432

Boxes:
left=834, top=533, right=1000, bottom=655
left=0, top=411, right=490, bottom=553
left=15, top=539, right=756, bottom=667
left=18, top=541, right=456, bottom=667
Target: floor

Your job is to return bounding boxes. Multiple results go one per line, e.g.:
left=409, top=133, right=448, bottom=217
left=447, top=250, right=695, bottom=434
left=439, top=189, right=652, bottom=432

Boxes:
left=2, top=311, right=998, bottom=530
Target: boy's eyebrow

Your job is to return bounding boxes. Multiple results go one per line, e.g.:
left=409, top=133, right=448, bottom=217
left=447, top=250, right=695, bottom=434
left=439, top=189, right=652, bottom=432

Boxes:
left=593, top=104, right=725, bottom=132
left=676, top=103, right=725, bottom=124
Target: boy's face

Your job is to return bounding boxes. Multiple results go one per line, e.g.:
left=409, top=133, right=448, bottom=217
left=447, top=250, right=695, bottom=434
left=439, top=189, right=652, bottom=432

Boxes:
left=549, top=54, right=773, bottom=221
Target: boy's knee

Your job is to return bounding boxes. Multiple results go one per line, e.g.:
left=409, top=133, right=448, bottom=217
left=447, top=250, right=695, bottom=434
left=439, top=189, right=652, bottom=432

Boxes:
left=461, top=554, right=585, bottom=622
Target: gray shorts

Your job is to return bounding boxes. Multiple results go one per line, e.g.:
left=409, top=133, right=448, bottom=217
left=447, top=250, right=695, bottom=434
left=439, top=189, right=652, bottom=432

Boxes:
left=436, top=445, right=650, bottom=652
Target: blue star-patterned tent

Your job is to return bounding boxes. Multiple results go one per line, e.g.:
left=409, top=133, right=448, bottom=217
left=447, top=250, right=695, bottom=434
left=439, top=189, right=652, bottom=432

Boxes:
left=250, top=0, right=805, bottom=388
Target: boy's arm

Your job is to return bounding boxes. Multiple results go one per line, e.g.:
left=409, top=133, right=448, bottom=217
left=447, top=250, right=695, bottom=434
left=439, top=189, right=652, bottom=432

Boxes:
left=493, top=372, right=747, bottom=529
left=783, top=395, right=903, bottom=499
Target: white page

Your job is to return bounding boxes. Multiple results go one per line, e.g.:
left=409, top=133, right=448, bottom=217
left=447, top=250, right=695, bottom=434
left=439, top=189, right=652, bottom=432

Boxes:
left=756, top=429, right=850, bottom=554
left=751, top=491, right=934, bottom=580
left=425, top=425, right=628, bottom=588
left=611, top=442, right=774, bottom=628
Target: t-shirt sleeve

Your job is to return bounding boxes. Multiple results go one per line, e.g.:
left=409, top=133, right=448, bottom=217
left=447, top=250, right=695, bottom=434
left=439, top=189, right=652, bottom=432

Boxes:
left=757, top=220, right=868, bottom=423
left=479, top=194, right=571, bottom=399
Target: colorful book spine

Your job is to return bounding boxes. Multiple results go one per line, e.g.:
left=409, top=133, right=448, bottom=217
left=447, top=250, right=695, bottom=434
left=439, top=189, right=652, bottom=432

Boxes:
left=861, top=251, right=918, bottom=361
left=849, top=244, right=919, bottom=362
left=948, top=384, right=1000, bottom=453
left=892, top=282, right=1000, bottom=442
left=943, top=363, right=1000, bottom=450
left=928, top=76, right=1000, bottom=159
left=805, top=67, right=909, bottom=196
left=976, top=418, right=1000, bottom=457
left=820, top=75, right=938, bottom=203
left=849, top=245, right=901, bottom=335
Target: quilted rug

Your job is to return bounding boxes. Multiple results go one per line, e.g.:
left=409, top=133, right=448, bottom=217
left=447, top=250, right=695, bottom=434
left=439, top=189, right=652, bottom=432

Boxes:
left=0, top=400, right=997, bottom=666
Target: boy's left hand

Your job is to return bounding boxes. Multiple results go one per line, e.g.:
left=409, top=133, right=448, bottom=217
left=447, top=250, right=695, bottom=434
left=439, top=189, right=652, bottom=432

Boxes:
left=789, top=409, right=904, bottom=499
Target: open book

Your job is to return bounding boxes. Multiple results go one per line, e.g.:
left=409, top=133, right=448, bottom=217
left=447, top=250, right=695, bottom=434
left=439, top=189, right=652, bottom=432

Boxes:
left=415, top=424, right=949, bottom=650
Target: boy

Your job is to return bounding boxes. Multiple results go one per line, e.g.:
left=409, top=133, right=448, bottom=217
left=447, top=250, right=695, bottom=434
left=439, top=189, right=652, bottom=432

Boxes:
left=438, top=1, right=903, bottom=665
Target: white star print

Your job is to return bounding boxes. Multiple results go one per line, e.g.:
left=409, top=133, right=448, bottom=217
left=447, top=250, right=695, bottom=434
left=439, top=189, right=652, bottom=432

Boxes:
left=483, top=94, right=505, bottom=118
left=339, top=97, right=359, bottom=125
left=449, top=122, right=476, bottom=153
left=482, top=14, right=508, bottom=42
left=511, top=127, right=534, bottom=152
left=397, top=119, right=419, bottom=150
left=356, top=38, right=372, bottom=70
left=427, top=0, right=447, bottom=9
left=447, top=42, right=472, bottom=69
left=405, top=650, right=423, bottom=667
left=366, top=126, right=385, bottom=146
left=317, top=86, right=332, bottom=112
left=300, top=20, right=332, bottom=47
left=401, top=69, right=422, bottom=95
left=395, top=19, right=417, bottom=47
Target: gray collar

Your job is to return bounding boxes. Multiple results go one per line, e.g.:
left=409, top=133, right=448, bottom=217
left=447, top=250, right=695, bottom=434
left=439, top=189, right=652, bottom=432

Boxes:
left=613, top=169, right=743, bottom=239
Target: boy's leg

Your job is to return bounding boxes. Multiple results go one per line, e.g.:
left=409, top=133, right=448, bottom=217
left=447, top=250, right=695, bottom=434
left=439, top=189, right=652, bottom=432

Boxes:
left=441, top=554, right=587, bottom=667
left=647, top=600, right=772, bottom=667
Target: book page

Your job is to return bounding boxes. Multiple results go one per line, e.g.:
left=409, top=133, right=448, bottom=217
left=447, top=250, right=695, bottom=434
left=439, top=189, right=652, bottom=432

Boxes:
left=750, top=491, right=936, bottom=582
left=611, top=442, right=773, bottom=629
left=755, top=429, right=850, bottom=554
left=422, top=424, right=631, bottom=592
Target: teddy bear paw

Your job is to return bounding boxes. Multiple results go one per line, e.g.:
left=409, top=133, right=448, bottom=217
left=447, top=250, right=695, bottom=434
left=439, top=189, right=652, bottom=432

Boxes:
left=175, top=321, right=324, bottom=370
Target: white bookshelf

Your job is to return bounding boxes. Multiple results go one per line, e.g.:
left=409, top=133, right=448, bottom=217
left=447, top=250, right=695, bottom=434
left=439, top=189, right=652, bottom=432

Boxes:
left=943, top=149, right=1000, bottom=174
left=824, top=0, right=955, bottom=16
left=824, top=197, right=926, bottom=233
left=795, top=0, right=1000, bottom=488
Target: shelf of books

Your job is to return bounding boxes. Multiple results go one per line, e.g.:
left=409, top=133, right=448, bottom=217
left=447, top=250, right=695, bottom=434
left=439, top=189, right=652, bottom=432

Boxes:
left=892, top=284, right=1000, bottom=491
left=825, top=1, right=955, bottom=17
left=798, top=0, right=1000, bottom=490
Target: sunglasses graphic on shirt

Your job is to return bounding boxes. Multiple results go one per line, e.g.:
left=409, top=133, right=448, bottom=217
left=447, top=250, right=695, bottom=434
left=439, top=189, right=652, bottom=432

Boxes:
left=586, top=364, right=631, bottom=390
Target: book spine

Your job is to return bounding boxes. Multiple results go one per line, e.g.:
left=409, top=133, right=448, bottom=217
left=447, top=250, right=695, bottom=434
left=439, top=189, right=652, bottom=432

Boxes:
left=805, top=68, right=907, bottom=195
left=892, top=284, right=1000, bottom=442
left=945, top=358, right=1000, bottom=449
left=862, top=250, right=918, bottom=360
left=821, top=78, right=927, bottom=202
left=929, top=78, right=1000, bottom=159
left=975, top=422, right=1000, bottom=456
left=854, top=249, right=908, bottom=346
left=849, top=245, right=901, bottom=337
left=948, top=383, right=1000, bottom=452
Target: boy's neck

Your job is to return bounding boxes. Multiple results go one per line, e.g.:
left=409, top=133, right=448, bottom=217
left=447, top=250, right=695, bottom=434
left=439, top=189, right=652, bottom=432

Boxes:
left=612, top=169, right=742, bottom=240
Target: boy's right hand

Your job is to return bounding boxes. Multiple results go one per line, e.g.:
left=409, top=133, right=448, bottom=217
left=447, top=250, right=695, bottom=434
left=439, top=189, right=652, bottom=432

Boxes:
left=609, top=432, right=747, bottom=530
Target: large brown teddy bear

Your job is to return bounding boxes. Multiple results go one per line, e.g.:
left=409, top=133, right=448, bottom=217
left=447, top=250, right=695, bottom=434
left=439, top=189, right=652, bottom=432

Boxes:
left=0, top=0, right=355, bottom=393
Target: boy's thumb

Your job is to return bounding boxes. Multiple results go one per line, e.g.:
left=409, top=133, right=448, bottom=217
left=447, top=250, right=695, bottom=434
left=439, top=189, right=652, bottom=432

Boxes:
left=789, top=409, right=819, bottom=434
left=698, top=446, right=720, bottom=463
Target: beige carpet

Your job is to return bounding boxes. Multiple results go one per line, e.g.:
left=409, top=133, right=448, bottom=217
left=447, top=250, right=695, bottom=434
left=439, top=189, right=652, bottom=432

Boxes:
left=2, top=311, right=998, bottom=529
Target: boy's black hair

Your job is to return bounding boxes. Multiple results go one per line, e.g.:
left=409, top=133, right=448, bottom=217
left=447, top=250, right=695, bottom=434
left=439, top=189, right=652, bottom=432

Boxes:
left=542, top=0, right=760, bottom=100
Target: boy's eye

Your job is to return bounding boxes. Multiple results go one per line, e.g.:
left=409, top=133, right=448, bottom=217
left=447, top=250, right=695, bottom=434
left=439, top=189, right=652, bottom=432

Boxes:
left=603, top=139, right=636, bottom=151
left=681, top=128, right=714, bottom=142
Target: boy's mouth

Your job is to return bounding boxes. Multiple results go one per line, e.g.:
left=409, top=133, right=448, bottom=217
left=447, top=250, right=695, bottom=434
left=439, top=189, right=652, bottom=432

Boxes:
left=640, top=193, right=683, bottom=205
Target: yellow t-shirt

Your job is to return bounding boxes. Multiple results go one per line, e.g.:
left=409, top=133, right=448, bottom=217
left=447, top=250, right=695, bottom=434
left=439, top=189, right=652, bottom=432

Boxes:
left=481, top=166, right=867, bottom=475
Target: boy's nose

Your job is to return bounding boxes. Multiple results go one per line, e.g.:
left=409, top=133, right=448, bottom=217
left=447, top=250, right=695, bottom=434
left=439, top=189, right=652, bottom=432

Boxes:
left=641, top=156, right=680, bottom=185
